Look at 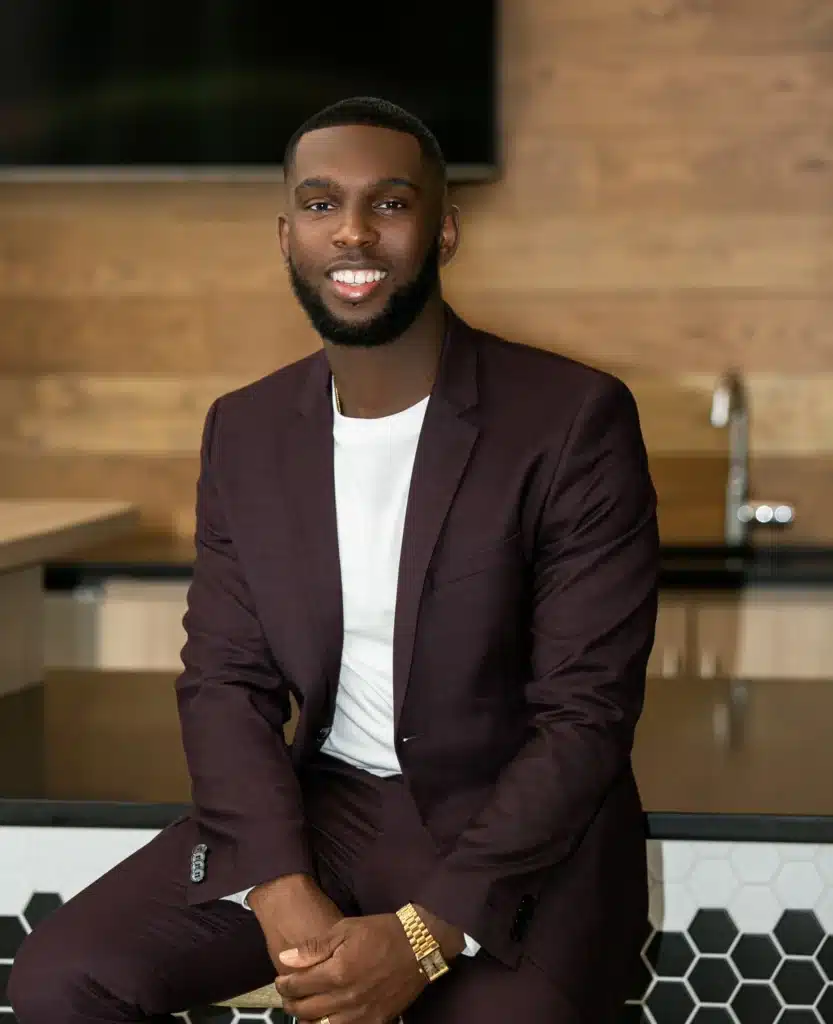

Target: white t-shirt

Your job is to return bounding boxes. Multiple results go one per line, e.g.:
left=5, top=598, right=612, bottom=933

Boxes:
left=319, top=387, right=429, bottom=773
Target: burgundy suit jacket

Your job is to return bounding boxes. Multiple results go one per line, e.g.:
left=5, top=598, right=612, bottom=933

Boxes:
left=176, top=306, right=659, bottom=980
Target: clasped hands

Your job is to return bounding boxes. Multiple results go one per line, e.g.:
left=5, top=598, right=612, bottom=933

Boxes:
left=275, top=912, right=428, bottom=1024
left=250, top=874, right=463, bottom=1024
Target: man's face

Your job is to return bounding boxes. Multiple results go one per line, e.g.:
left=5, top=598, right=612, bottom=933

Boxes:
left=279, top=124, right=458, bottom=348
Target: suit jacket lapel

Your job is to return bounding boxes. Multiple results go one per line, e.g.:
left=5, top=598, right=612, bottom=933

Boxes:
left=393, top=311, right=480, bottom=728
left=280, top=352, right=343, bottom=715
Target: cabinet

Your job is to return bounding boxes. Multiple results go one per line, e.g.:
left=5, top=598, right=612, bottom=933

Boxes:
left=694, top=590, right=833, bottom=680
left=646, top=589, right=833, bottom=681
left=43, top=578, right=833, bottom=683
left=646, top=599, right=688, bottom=678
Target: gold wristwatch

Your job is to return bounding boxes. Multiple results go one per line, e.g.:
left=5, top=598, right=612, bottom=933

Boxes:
left=396, top=903, right=450, bottom=982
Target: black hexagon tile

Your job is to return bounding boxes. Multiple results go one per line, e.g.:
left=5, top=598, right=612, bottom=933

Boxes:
left=731, top=934, right=781, bottom=981
left=645, top=932, right=697, bottom=979
left=688, top=956, right=740, bottom=1004
left=775, top=912, right=825, bottom=957
left=774, top=960, right=825, bottom=1007
left=690, top=1009, right=735, bottom=1023
left=0, top=917, right=26, bottom=958
left=688, top=909, right=738, bottom=956
left=646, top=979, right=695, bottom=1023
left=777, top=1011, right=822, bottom=1023
left=818, top=985, right=833, bottom=1024
left=818, top=938, right=833, bottom=983
left=1, top=962, right=13, bottom=1008
left=22, top=892, right=63, bottom=929
left=731, top=981, right=782, bottom=1024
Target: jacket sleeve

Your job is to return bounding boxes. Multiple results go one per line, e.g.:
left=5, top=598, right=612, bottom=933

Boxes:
left=415, top=375, right=659, bottom=963
left=176, top=398, right=315, bottom=905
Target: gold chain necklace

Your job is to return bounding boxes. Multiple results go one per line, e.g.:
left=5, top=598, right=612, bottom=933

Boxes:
left=332, top=379, right=342, bottom=415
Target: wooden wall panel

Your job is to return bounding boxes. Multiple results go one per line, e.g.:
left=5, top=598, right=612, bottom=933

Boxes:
left=445, top=215, right=831, bottom=292
left=3, top=291, right=832, bottom=375
left=515, top=0, right=833, bottom=55
left=1, top=0, right=832, bottom=554
left=0, top=294, right=319, bottom=374
left=1, top=373, right=831, bottom=458
left=0, top=214, right=283, bottom=296
left=449, top=292, right=833, bottom=373
left=504, top=55, right=833, bottom=132
left=484, top=128, right=833, bottom=215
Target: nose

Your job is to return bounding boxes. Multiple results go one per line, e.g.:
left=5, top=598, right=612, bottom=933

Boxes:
left=332, top=203, right=378, bottom=248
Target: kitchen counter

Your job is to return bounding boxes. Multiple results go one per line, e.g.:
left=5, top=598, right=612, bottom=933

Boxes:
left=0, top=500, right=137, bottom=574
left=6, top=535, right=833, bottom=840
left=0, top=501, right=137, bottom=697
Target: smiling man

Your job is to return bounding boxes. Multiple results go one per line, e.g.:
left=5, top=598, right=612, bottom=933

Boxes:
left=9, top=98, right=660, bottom=1024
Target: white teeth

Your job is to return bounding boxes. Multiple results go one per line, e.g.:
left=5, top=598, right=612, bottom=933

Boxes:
left=330, top=269, right=386, bottom=285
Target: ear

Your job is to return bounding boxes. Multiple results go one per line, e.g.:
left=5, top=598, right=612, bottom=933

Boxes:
left=277, top=213, right=290, bottom=263
left=438, top=204, right=461, bottom=268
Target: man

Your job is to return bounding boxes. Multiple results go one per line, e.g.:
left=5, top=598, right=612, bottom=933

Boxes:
left=9, top=97, right=659, bottom=1023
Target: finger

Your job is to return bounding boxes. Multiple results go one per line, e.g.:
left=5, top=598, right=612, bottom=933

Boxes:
left=279, top=946, right=332, bottom=969
left=276, top=960, right=344, bottom=1001
left=280, top=931, right=341, bottom=969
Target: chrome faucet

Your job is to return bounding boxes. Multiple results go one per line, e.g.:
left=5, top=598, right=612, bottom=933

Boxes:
left=710, top=369, right=794, bottom=546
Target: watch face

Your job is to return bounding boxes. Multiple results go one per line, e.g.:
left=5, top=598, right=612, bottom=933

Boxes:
left=422, top=949, right=450, bottom=981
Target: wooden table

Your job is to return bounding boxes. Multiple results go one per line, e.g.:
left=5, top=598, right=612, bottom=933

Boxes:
left=0, top=501, right=137, bottom=697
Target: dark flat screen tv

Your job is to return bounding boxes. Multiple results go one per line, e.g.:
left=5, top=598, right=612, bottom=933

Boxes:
left=0, top=1, right=498, bottom=182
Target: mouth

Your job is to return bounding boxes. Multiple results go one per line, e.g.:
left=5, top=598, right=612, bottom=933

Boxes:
left=327, top=267, right=389, bottom=304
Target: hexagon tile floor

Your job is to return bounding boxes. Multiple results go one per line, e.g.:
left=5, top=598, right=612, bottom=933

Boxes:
left=2, top=838, right=833, bottom=1022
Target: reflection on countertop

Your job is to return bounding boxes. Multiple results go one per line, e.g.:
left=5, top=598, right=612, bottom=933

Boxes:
left=634, top=677, right=833, bottom=817
left=1, top=673, right=832, bottom=832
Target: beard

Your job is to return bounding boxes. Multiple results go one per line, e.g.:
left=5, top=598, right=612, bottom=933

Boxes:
left=288, top=238, right=440, bottom=349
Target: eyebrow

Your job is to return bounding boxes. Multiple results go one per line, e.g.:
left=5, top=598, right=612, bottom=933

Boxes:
left=294, top=176, right=421, bottom=195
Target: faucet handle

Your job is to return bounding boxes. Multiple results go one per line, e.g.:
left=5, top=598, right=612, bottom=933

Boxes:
left=737, top=502, right=794, bottom=526
left=710, top=369, right=746, bottom=428
left=710, top=386, right=731, bottom=428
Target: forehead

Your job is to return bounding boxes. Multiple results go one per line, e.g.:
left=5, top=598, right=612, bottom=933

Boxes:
left=290, top=124, right=426, bottom=188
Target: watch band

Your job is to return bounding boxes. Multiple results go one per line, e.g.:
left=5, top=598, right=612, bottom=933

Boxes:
left=396, top=903, right=449, bottom=981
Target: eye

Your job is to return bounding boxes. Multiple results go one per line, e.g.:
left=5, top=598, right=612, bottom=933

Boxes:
left=376, top=199, right=407, bottom=212
left=305, top=201, right=335, bottom=213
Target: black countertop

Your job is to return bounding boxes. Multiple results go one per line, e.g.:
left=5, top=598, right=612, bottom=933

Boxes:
left=41, top=545, right=833, bottom=592
left=2, top=675, right=833, bottom=842
left=660, top=545, right=833, bottom=590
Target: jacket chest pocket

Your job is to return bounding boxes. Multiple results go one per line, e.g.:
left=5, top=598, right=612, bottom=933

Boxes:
left=429, top=531, right=522, bottom=590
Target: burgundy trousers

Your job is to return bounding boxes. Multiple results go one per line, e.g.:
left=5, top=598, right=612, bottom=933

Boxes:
left=9, top=755, right=603, bottom=1023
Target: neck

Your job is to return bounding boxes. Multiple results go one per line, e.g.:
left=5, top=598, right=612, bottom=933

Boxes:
left=326, top=295, right=446, bottom=419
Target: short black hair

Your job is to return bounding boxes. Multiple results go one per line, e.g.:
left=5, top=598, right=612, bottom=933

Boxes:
left=284, top=96, right=446, bottom=184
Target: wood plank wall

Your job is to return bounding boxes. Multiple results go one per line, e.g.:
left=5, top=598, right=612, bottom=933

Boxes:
left=2, top=0, right=833, bottom=559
